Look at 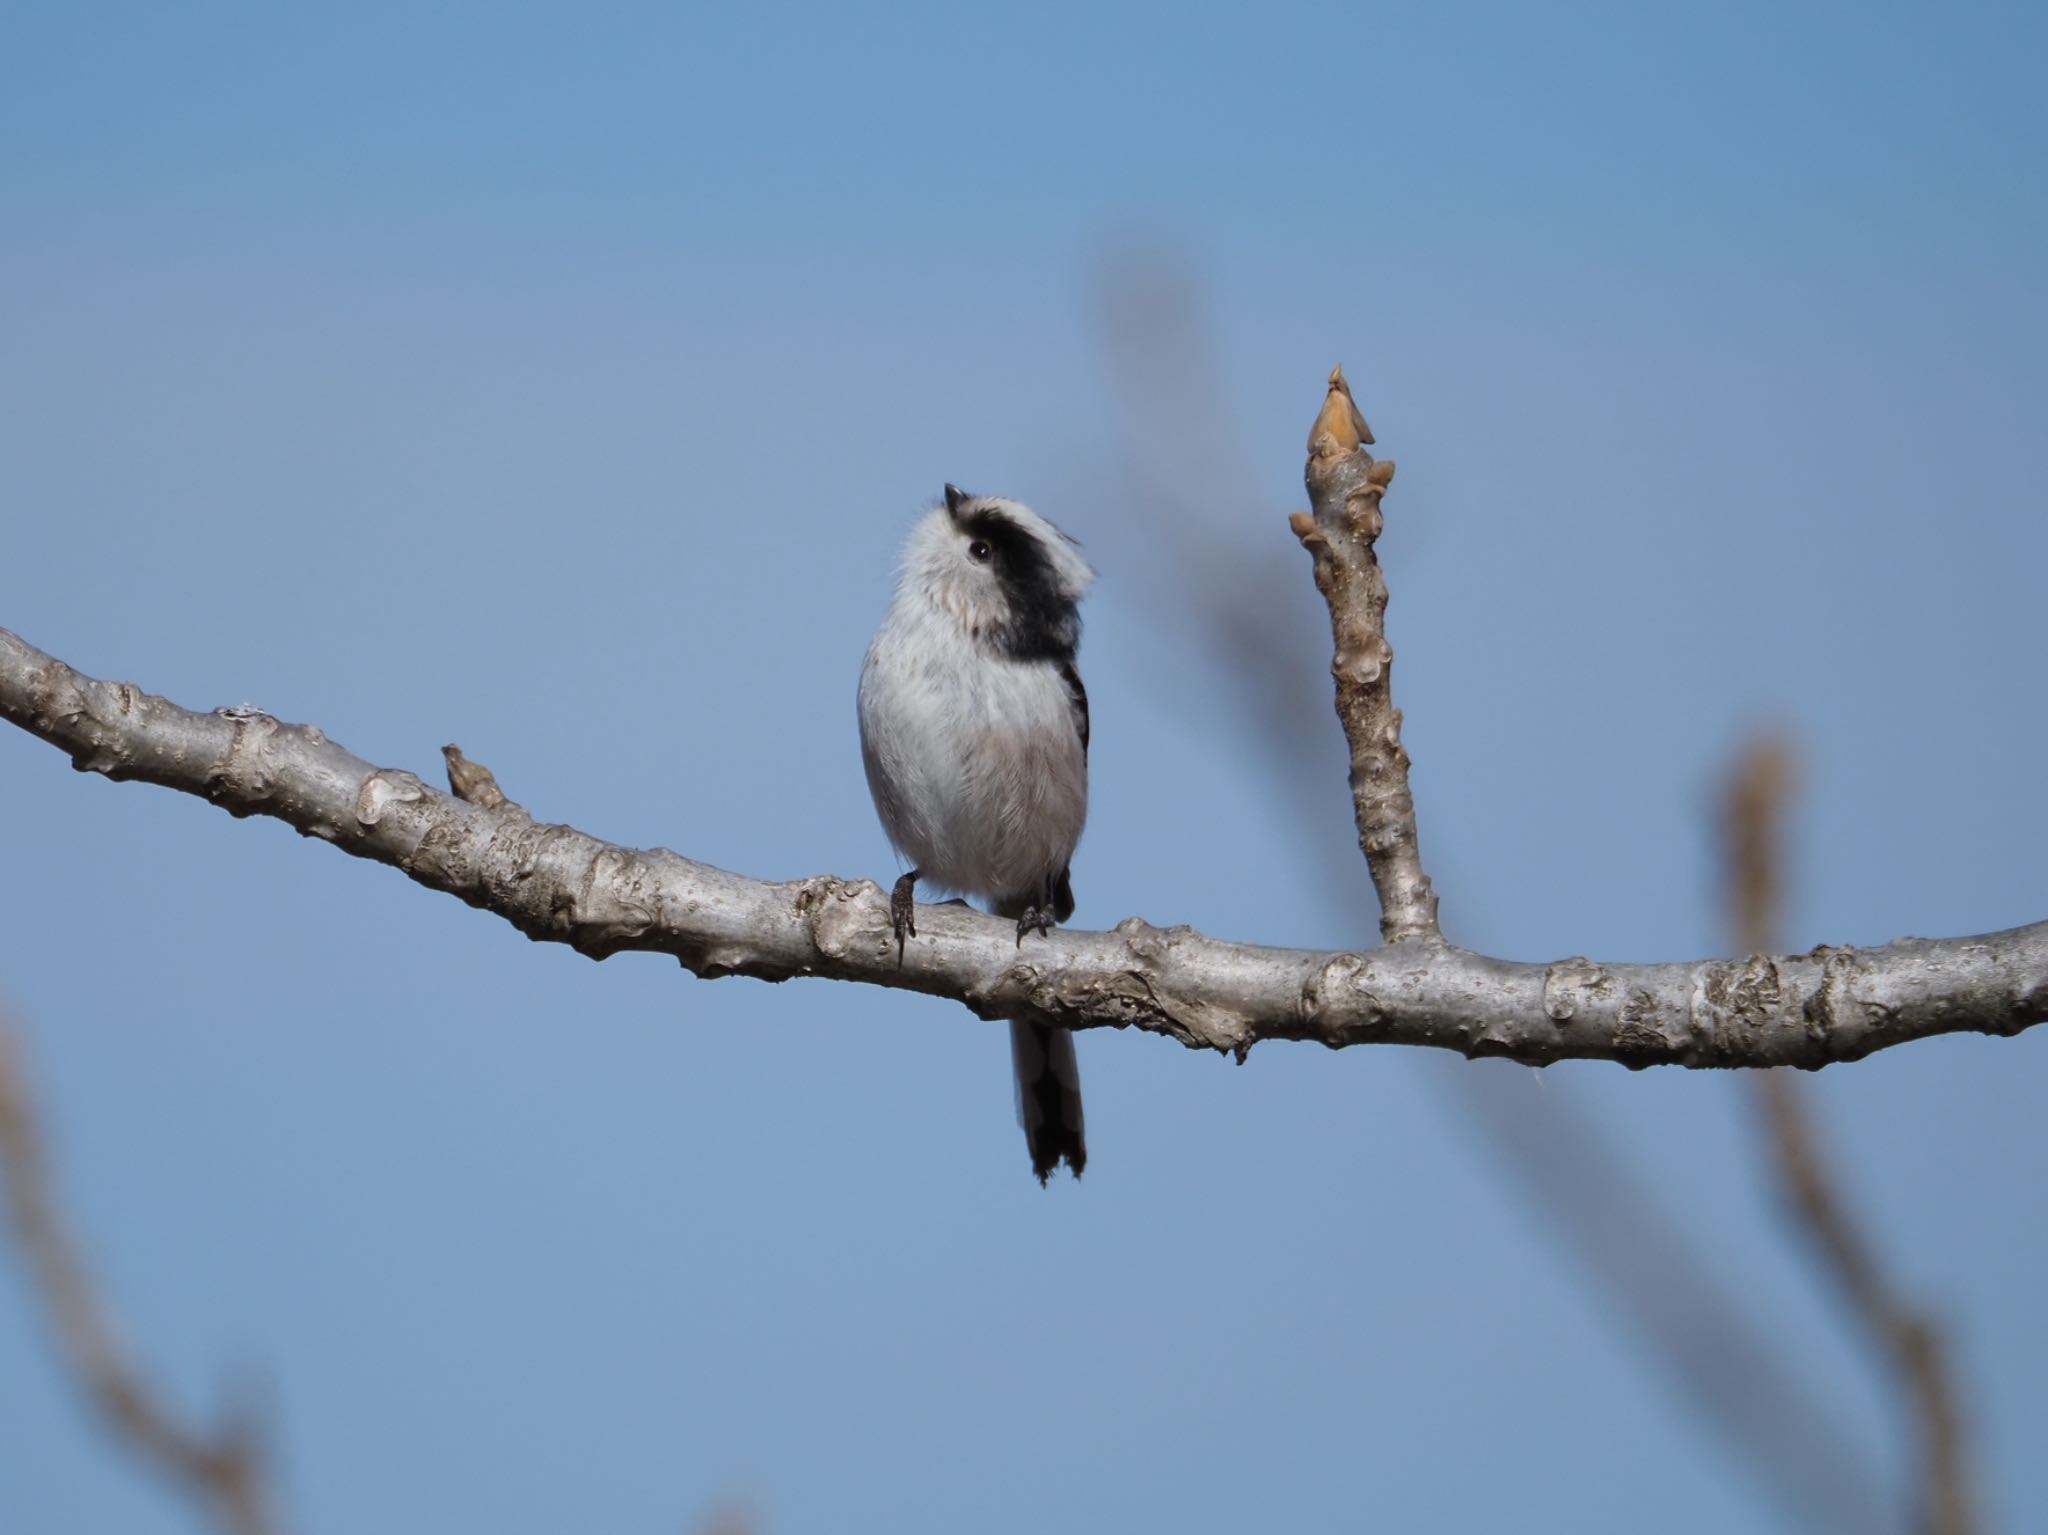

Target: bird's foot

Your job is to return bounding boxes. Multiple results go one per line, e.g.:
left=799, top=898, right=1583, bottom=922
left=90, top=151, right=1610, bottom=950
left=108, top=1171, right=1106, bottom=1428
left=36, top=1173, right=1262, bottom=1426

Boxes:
left=1015, top=905, right=1057, bottom=946
left=890, top=870, right=920, bottom=966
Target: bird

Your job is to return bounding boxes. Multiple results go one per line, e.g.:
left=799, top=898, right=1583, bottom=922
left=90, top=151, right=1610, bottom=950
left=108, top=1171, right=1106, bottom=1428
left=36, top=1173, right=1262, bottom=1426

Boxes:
left=857, top=483, right=1094, bottom=1183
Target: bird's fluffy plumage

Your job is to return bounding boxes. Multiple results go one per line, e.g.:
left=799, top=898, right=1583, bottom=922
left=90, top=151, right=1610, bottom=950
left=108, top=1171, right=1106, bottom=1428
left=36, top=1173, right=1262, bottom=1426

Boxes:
left=857, top=487, right=1093, bottom=1182
left=859, top=490, right=1092, bottom=909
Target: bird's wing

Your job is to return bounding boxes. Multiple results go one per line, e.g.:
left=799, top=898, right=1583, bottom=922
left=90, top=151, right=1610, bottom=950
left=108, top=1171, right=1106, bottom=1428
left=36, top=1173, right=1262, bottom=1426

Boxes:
left=1056, top=658, right=1089, bottom=759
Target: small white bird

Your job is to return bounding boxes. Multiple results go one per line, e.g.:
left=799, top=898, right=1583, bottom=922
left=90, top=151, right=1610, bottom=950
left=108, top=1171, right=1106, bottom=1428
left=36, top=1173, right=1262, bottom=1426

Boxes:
left=858, top=485, right=1094, bottom=1183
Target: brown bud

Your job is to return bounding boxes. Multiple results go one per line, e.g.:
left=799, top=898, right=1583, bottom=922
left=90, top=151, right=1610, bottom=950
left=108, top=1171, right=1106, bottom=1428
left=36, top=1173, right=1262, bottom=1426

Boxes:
left=1308, top=365, right=1375, bottom=456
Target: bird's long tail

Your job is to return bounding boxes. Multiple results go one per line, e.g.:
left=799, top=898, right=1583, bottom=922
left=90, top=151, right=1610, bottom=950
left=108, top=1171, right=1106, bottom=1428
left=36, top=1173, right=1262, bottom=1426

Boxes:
left=1011, top=1019, right=1086, bottom=1184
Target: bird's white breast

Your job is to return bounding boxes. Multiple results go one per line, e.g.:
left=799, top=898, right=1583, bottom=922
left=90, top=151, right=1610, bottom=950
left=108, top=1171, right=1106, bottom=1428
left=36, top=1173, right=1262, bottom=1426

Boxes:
left=858, top=603, right=1087, bottom=906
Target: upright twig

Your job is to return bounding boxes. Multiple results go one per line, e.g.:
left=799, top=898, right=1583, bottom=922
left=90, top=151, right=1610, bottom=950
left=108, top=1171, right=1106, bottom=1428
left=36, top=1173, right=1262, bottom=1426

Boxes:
left=1293, top=367, right=1440, bottom=943
left=0, top=1027, right=282, bottom=1535
left=1724, top=738, right=1978, bottom=1535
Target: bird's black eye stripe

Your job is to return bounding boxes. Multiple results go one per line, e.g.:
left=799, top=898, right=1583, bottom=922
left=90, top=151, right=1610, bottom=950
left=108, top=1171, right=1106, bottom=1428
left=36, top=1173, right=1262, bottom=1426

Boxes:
left=954, top=506, right=1079, bottom=662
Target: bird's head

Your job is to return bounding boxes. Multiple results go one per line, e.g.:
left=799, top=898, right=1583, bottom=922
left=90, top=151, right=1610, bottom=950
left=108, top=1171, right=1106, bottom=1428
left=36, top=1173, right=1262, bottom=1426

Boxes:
left=900, top=485, right=1094, bottom=660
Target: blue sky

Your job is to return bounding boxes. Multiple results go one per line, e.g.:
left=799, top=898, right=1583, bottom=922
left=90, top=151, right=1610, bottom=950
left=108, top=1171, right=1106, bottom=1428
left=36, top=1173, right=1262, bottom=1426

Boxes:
left=3, top=3, right=2045, bottom=1531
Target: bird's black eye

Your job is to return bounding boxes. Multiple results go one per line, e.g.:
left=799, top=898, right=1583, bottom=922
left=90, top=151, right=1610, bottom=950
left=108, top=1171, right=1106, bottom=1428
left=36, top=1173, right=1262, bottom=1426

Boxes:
left=968, top=539, right=992, bottom=562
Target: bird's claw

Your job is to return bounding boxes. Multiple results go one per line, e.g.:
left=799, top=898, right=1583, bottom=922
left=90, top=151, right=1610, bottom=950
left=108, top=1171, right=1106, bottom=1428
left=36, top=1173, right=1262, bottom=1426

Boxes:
left=890, top=870, right=920, bottom=966
left=1015, top=905, right=1056, bottom=946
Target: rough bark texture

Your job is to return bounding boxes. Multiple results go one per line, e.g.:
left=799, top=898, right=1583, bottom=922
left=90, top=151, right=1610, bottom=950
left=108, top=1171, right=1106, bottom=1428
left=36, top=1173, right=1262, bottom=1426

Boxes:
left=4, top=627, right=2043, bottom=1070
left=1292, top=366, right=1439, bottom=943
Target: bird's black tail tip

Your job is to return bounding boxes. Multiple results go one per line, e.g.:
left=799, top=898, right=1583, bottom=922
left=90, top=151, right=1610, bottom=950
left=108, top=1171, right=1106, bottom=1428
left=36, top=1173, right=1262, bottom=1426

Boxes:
left=1029, top=1135, right=1086, bottom=1186
left=1013, top=1018, right=1087, bottom=1188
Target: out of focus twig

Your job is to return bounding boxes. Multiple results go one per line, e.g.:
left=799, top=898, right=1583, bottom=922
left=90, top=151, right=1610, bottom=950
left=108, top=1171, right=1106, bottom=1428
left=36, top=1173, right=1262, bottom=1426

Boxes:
left=0, top=1027, right=282, bottom=1535
left=1724, top=736, right=1977, bottom=1535
left=1086, top=251, right=1887, bottom=1529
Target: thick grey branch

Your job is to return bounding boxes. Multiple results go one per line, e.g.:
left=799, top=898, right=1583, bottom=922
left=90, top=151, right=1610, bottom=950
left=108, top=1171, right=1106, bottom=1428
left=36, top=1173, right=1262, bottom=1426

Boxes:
left=1293, top=366, right=1440, bottom=942
left=3, top=628, right=2044, bottom=1068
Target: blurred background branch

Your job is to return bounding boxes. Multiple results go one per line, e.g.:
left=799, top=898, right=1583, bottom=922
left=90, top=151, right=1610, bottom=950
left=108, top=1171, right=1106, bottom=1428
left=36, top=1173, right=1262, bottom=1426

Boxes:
left=1724, top=737, right=1979, bottom=1535
left=0, top=1026, right=282, bottom=1535
left=1085, top=249, right=1908, bottom=1530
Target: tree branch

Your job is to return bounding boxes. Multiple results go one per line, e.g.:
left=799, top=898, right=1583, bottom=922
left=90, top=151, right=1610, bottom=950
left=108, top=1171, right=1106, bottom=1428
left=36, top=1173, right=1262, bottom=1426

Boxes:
left=0, top=1026, right=282, bottom=1535
left=1293, top=366, right=1439, bottom=943
left=1725, top=739, right=1978, bottom=1535
left=3, top=626, right=2043, bottom=1069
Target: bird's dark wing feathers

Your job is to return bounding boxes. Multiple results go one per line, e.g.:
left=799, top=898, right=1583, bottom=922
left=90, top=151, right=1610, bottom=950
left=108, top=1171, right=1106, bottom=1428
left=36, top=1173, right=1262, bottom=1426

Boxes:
left=1056, top=658, right=1089, bottom=758
left=1051, top=659, right=1086, bottom=927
